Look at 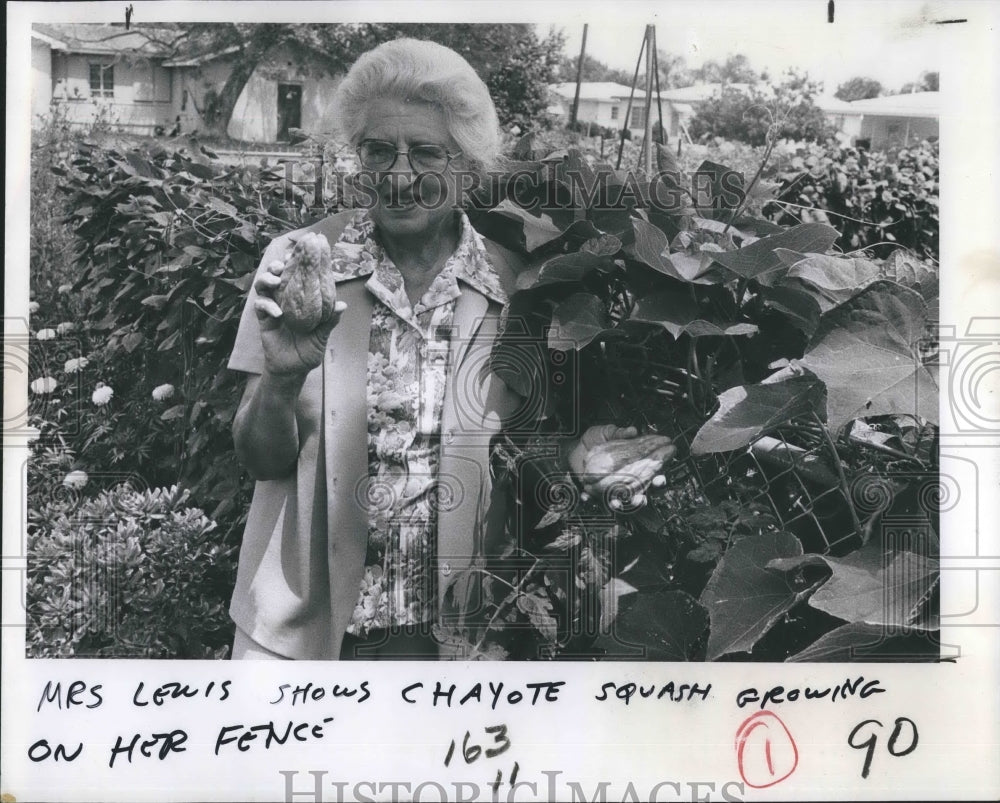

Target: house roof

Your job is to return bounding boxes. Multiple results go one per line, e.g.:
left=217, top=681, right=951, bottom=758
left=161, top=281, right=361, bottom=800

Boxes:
left=550, top=82, right=644, bottom=101
left=657, top=82, right=753, bottom=102
left=550, top=81, right=758, bottom=105
left=845, top=91, right=940, bottom=118
left=31, top=23, right=184, bottom=57
left=163, top=45, right=242, bottom=67
left=814, top=94, right=862, bottom=114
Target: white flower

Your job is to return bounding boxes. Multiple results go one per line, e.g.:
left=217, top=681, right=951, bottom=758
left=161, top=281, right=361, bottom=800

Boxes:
left=56, top=322, right=76, bottom=335
left=58, top=283, right=74, bottom=295
left=36, top=328, right=57, bottom=341
left=28, top=301, right=40, bottom=314
left=151, top=383, right=175, bottom=401
left=92, top=385, right=114, bottom=406
left=31, top=377, right=58, bottom=394
left=63, top=470, right=88, bottom=489
left=64, top=357, right=89, bottom=374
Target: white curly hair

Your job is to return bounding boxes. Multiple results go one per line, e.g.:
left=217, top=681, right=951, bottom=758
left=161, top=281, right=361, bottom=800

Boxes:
left=332, top=38, right=502, bottom=171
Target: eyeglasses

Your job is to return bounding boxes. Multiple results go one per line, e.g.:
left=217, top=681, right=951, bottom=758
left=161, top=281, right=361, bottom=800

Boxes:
left=356, top=139, right=462, bottom=173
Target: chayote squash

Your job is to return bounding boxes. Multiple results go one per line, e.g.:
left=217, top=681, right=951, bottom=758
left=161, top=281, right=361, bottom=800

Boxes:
left=276, top=231, right=336, bottom=334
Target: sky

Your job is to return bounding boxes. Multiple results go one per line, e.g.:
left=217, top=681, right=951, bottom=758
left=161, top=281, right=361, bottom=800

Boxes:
left=536, top=0, right=951, bottom=93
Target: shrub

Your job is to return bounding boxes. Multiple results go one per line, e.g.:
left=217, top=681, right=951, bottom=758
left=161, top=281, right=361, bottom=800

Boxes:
left=27, top=137, right=339, bottom=658
left=27, top=485, right=236, bottom=658
left=689, top=71, right=835, bottom=146
left=769, top=139, right=939, bottom=261
left=42, top=140, right=336, bottom=533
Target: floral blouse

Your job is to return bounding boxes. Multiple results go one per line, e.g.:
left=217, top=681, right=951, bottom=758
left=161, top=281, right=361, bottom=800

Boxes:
left=328, top=210, right=507, bottom=636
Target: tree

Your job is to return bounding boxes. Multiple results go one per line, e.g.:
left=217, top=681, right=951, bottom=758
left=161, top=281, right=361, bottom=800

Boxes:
left=835, top=76, right=884, bottom=101
left=656, top=52, right=694, bottom=90
left=692, top=54, right=760, bottom=85
left=899, top=70, right=939, bottom=94
left=688, top=69, right=834, bottom=146
left=369, top=24, right=565, bottom=126
left=558, top=52, right=633, bottom=86
left=483, top=28, right=566, bottom=127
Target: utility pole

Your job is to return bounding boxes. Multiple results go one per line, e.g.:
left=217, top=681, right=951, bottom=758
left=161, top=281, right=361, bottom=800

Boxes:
left=570, top=24, right=588, bottom=128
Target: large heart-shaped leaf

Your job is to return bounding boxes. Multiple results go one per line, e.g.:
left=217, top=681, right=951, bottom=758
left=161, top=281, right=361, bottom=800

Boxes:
left=596, top=589, right=709, bottom=660
left=775, top=251, right=880, bottom=312
left=798, top=280, right=938, bottom=431
left=548, top=293, right=622, bottom=351
left=806, top=550, right=939, bottom=629
left=631, top=292, right=758, bottom=340
left=709, top=223, right=839, bottom=284
left=700, top=531, right=822, bottom=660
left=785, top=622, right=940, bottom=662
left=690, top=369, right=827, bottom=454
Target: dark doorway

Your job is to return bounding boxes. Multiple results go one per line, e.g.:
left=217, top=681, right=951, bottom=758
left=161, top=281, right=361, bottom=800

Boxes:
left=277, top=84, right=302, bottom=142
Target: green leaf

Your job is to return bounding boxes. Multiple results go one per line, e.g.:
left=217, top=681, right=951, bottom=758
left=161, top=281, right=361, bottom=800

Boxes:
left=700, top=531, right=821, bottom=660
left=141, top=294, right=170, bottom=311
left=580, top=233, right=623, bottom=257
left=806, top=550, right=939, bottom=629
left=534, top=252, right=617, bottom=286
left=709, top=223, right=839, bottom=284
left=627, top=219, right=710, bottom=283
left=798, top=280, right=938, bottom=430
left=760, top=285, right=822, bottom=335
left=516, top=592, right=558, bottom=642
left=206, top=196, right=239, bottom=218
left=690, top=369, right=827, bottom=454
left=598, top=577, right=637, bottom=632
left=776, top=251, right=880, bottom=312
left=880, top=249, right=939, bottom=303
left=160, top=405, right=186, bottom=421
left=691, top=160, right=743, bottom=215
left=785, top=622, right=940, bottom=662
left=631, top=292, right=759, bottom=339
left=595, top=590, right=708, bottom=660
left=121, top=331, right=145, bottom=353
left=489, top=199, right=564, bottom=252
left=548, top=293, right=623, bottom=351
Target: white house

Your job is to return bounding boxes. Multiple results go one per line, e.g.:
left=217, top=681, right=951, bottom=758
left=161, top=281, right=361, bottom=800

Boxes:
left=551, top=81, right=940, bottom=150
left=840, top=92, right=940, bottom=149
left=549, top=82, right=667, bottom=134
left=32, top=24, right=179, bottom=135
left=549, top=81, right=751, bottom=140
left=30, top=23, right=343, bottom=143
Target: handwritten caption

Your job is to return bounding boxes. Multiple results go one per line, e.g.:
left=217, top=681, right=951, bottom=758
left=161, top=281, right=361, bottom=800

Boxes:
left=26, top=673, right=912, bottom=788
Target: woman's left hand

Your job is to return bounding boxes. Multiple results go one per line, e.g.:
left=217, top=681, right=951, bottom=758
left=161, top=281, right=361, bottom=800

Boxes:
left=567, top=425, right=676, bottom=506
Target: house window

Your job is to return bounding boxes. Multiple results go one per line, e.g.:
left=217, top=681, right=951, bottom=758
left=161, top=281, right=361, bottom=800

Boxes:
left=89, top=63, right=114, bottom=98
left=629, top=107, right=646, bottom=128
left=610, top=106, right=619, bottom=120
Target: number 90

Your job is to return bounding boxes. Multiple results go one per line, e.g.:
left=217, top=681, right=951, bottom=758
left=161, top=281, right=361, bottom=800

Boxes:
left=848, top=717, right=919, bottom=779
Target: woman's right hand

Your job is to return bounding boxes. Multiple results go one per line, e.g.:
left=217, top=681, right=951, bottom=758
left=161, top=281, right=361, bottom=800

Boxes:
left=252, top=255, right=347, bottom=377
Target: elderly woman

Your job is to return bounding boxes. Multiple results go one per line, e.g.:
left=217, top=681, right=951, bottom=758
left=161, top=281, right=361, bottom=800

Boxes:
left=227, top=38, right=675, bottom=660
